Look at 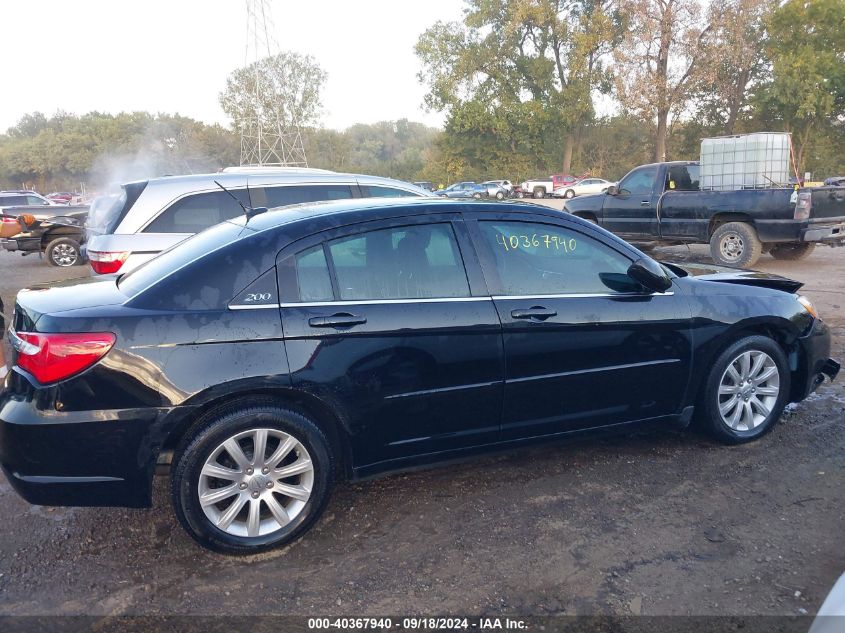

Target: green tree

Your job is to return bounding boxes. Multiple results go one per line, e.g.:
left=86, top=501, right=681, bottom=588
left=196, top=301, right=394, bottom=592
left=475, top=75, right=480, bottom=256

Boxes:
left=416, top=0, right=618, bottom=174
left=754, top=0, right=845, bottom=172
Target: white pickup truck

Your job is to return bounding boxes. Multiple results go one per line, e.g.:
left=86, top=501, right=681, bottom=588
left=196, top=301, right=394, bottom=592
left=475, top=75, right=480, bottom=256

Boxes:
left=520, top=174, right=581, bottom=198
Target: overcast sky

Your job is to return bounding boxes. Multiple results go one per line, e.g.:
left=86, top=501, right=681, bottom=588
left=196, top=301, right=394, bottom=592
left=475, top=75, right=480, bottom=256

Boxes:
left=0, top=0, right=465, bottom=133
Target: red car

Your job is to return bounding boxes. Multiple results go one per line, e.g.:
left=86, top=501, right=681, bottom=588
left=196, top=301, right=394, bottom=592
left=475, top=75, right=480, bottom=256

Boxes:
left=46, top=192, right=77, bottom=204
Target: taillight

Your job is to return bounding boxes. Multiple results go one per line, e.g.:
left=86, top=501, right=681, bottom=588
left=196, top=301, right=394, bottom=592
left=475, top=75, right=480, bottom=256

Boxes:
left=11, top=332, right=115, bottom=384
left=794, top=192, right=812, bottom=220
left=88, top=250, right=129, bottom=274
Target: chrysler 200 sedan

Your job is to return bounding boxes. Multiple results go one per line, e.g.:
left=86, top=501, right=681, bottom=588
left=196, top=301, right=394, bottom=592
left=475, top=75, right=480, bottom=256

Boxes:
left=1, top=198, right=839, bottom=554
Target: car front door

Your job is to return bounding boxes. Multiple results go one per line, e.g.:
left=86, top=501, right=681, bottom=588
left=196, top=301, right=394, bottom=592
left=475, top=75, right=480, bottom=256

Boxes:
left=601, top=165, right=661, bottom=238
left=467, top=214, right=692, bottom=440
left=277, top=214, right=504, bottom=469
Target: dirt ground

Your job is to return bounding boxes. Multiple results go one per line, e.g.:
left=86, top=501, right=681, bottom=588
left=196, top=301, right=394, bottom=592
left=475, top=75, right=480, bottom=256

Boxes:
left=0, top=239, right=843, bottom=618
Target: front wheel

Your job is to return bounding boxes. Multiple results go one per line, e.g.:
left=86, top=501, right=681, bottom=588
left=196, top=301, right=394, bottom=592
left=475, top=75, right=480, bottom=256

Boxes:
left=695, top=336, right=789, bottom=444
left=709, top=222, right=762, bottom=268
left=171, top=400, right=334, bottom=554
left=770, top=243, right=815, bottom=261
left=45, top=237, right=82, bottom=267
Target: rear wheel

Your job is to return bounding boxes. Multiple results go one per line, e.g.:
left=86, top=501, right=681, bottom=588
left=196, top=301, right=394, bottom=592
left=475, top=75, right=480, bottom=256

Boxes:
left=533, top=187, right=546, bottom=199
left=770, top=243, right=815, bottom=260
left=45, top=237, right=82, bottom=267
left=171, top=400, right=334, bottom=554
left=709, top=222, right=762, bottom=268
left=495, top=191, right=505, bottom=200
left=564, top=189, right=575, bottom=199
left=695, top=335, right=789, bottom=444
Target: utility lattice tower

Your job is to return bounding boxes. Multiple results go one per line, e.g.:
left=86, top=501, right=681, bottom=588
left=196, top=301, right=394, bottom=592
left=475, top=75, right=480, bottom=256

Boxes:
left=241, top=0, right=308, bottom=166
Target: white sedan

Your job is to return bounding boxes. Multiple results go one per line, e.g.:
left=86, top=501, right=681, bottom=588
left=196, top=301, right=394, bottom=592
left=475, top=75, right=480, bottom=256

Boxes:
left=552, top=178, right=615, bottom=199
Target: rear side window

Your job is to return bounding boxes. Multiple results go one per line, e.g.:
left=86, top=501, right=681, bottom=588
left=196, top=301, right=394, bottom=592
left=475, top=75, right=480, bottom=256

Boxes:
left=144, top=190, right=250, bottom=234
left=295, top=245, right=333, bottom=302
left=327, top=224, right=469, bottom=301
left=667, top=165, right=700, bottom=191
left=263, top=184, right=353, bottom=208
left=86, top=181, right=147, bottom=235
left=360, top=185, right=419, bottom=198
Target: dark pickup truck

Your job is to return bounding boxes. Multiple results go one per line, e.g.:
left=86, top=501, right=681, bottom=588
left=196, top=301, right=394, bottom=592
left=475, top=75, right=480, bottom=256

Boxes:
left=564, top=161, right=845, bottom=267
left=0, top=205, right=88, bottom=267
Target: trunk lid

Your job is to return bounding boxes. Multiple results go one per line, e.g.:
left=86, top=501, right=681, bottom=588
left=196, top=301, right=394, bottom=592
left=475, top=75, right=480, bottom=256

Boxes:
left=12, top=277, right=127, bottom=331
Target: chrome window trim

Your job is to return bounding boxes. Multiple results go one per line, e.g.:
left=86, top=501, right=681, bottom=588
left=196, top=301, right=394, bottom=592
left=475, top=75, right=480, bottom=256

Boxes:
left=279, top=297, right=492, bottom=308
left=228, top=303, right=282, bottom=310
left=491, top=292, right=674, bottom=300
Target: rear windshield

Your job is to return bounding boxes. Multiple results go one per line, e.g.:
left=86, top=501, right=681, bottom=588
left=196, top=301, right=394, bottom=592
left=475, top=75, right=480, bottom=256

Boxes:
left=118, top=220, right=252, bottom=297
left=86, top=180, right=147, bottom=235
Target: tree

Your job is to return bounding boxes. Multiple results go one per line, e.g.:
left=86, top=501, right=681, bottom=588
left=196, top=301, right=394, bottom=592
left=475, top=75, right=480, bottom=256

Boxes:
left=219, top=51, right=326, bottom=140
left=613, top=0, right=713, bottom=162
left=754, top=0, right=845, bottom=172
left=694, top=0, right=777, bottom=135
left=416, top=0, right=618, bottom=174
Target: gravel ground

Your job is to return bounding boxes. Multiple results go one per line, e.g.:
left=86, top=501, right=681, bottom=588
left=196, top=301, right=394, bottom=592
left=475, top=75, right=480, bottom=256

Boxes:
left=0, top=242, right=843, bottom=617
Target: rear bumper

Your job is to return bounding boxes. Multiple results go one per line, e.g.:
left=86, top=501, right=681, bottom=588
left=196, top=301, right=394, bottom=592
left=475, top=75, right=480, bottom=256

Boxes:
left=801, top=222, right=845, bottom=243
left=1, top=236, right=40, bottom=253
left=0, top=377, right=182, bottom=508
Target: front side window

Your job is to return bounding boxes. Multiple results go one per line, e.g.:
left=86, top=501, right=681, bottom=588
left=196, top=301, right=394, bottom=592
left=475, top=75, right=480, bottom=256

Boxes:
left=145, top=190, right=250, bottom=234
left=478, top=221, right=634, bottom=296
left=26, top=195, right=45, bottom=205
left=326, top=223, right=469, bottom=301
left=619, top=166, right=658, bottom=195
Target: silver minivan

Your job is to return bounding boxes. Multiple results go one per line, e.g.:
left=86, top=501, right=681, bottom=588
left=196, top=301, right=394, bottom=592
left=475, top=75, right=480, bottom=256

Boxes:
left=85, top=167, right=431, bottom=274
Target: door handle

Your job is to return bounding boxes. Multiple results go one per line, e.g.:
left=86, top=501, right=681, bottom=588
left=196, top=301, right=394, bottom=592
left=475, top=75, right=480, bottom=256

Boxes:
left=640, top=200, right=651, bottom=205
left=511, top=307, right=557, bottom=321
left=308, top=313, right=367, bottom=328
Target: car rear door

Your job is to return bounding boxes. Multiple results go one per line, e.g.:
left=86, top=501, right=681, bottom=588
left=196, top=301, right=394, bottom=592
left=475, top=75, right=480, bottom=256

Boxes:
left=466, top=212, right=692, bottom=440
left=276, top=213, right=504, bottom=470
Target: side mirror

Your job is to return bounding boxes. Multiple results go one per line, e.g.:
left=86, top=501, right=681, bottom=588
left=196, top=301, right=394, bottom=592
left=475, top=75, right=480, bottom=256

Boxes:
left=606, top=185, right=618, bottom=196
left=627, top=257, right=672, bottom=293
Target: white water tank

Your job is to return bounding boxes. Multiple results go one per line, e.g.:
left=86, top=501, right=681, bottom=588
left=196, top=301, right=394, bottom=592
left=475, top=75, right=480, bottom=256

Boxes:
left=700, top=133, right=792, bottom=190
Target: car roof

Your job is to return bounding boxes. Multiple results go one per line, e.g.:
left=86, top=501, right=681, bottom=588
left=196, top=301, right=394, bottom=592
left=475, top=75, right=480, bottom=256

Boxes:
left=233, top=197, right=553, bottom=234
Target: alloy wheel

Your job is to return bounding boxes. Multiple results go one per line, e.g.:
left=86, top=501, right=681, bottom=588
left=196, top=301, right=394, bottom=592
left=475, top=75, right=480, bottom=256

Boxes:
left=198, top=428, right=314, bottom=538
left=717, top=350, right=780, bottom=431
left=51, top=243, right=78, bottom=266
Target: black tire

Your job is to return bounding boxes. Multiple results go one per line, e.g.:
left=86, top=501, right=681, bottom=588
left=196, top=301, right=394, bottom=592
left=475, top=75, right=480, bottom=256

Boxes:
left=695, top=335, right=790, bottom=444
left=533, top=187, right=546, bottom=199
left=495, top=191, right=505, bottom=200
left=472, top=192, right=482, bottom=199
left=709, top=222, right=762, bottom=268
left=564, top=189, right=575, bottom=199
left=171, top=398, right=335, bottom=555
left=770, top=243, right=815, bottom=261
left=45, top=237, right=82, bottom=267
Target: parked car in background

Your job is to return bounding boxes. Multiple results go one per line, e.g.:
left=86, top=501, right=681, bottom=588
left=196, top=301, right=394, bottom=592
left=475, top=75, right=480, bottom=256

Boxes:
left=564, top=161, right=845, bottom=267
left=1, top=197, right=838, bottom=554
left=482, top=180, right=513, bottom=195
left=520, top=174, right=584, bottom=199
left=1, top=206, right=88, bottom=266
left=511, top=185, right=528, bottom=199
left=46, top=191, right=79, bottom=204
left=0, top=191, right=63, bottom=211
left=553, top=178, right=615, bottom=199
left=437, top=182, right=488, bottom=199
left=824, top=176, right=845, bottom=187
left=479, top=181, right=508, bottom=200
left=85, top=167, right=431, bottom=275
left=413, top=181, right=435, bottom=192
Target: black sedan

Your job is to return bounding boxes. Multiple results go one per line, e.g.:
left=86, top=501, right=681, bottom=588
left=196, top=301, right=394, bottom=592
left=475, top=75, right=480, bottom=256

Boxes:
left=0, top=198, right=838, bottom=554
